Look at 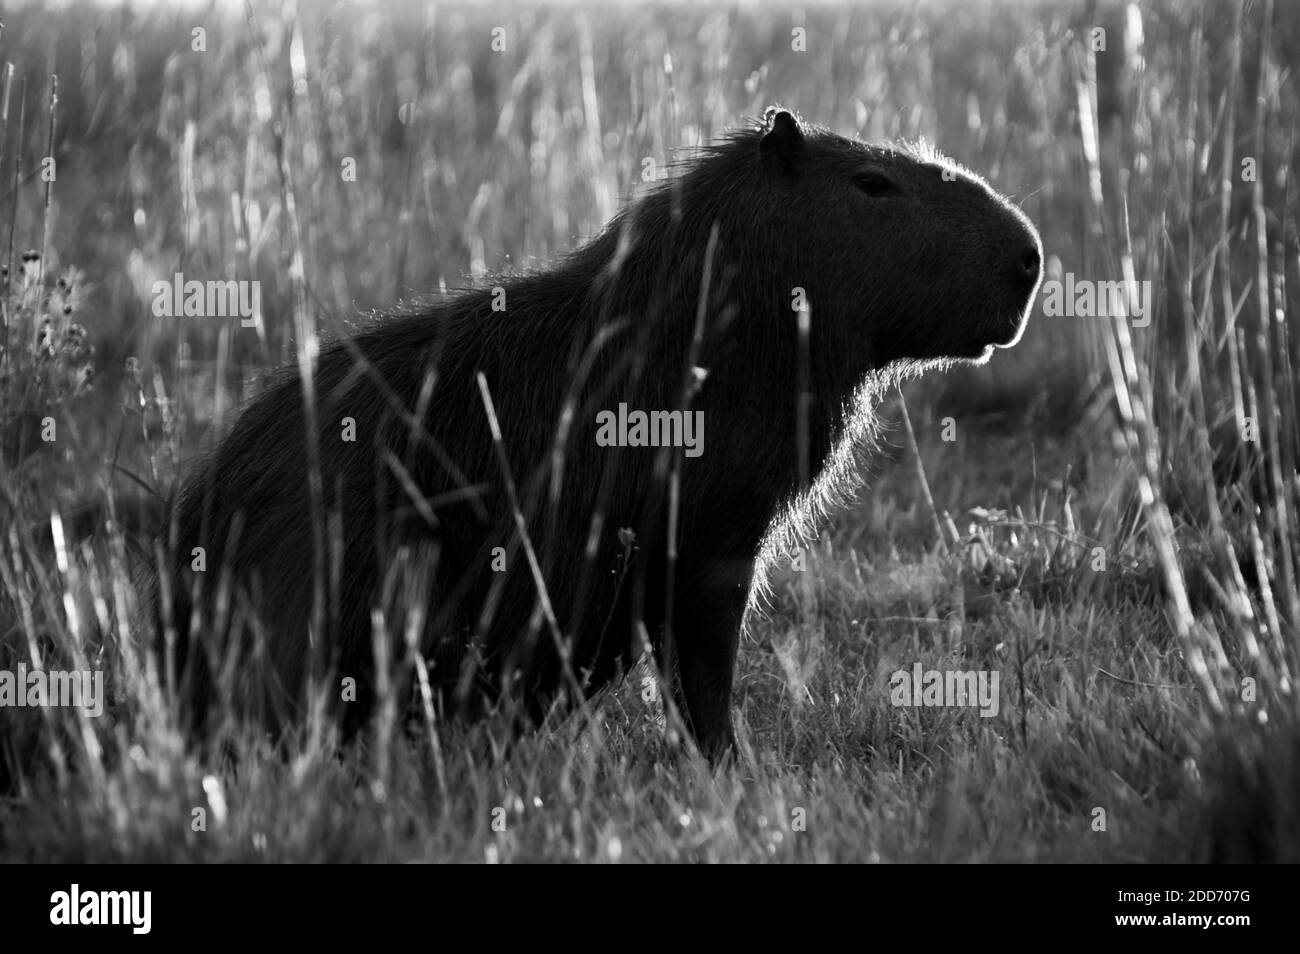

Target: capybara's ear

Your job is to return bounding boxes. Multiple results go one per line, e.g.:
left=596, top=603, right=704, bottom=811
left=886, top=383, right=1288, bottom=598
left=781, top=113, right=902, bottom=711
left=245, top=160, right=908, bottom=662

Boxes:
left=759, top=106, right=804, bottom=174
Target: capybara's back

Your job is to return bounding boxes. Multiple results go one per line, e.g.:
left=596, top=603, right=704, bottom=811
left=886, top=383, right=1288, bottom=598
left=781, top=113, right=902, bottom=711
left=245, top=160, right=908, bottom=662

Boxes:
left=159, top=107, right=1042, bottom=757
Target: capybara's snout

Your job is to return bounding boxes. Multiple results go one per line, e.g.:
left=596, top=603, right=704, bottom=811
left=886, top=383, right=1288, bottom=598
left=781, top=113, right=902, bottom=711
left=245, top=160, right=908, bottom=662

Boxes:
left=995, top=210, right=1043, bottom=347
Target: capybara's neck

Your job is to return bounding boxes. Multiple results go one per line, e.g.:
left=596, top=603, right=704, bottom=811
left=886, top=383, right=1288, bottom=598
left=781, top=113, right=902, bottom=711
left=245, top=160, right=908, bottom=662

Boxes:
left=544, top=177, right=884, bottom=505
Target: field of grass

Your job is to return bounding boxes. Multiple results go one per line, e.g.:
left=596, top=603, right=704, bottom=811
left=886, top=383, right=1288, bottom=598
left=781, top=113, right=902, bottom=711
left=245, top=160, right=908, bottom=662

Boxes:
left=1, top=0, right=1297, bottom=862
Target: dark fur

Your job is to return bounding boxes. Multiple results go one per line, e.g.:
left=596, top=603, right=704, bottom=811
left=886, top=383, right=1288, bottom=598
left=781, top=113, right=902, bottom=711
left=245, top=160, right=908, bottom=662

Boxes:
left=157, top=107, right=1042, bottom=758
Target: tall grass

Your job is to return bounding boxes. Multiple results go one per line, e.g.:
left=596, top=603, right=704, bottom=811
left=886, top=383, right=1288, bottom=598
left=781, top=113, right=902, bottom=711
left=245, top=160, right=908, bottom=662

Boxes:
left=1072, top=0, right=1300, bottom=858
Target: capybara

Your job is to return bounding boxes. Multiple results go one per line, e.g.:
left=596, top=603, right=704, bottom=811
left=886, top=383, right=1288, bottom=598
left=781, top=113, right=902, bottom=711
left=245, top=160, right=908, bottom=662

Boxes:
left=157, top=106, right=1042, bottom=759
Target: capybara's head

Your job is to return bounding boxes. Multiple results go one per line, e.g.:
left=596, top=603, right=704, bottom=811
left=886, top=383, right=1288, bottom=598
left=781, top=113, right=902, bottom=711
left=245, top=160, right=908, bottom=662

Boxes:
left=714, top=106, right=1042, bottom=368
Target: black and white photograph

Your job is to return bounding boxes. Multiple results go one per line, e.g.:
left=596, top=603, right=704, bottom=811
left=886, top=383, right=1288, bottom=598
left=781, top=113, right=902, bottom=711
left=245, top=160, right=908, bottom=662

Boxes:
left=0, top=0, right=1296, bottom=897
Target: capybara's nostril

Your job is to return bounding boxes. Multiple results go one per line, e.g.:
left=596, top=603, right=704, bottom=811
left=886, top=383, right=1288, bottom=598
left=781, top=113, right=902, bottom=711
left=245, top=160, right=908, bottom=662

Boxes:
left=1009, top=243, right=1041, bottom=298
left=1021, top=246, right=1041, bottom=281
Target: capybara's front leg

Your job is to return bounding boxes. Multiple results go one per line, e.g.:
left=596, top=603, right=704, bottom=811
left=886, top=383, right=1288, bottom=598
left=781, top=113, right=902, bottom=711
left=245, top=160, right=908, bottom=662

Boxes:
left=669, top=575, right=749, bottom=761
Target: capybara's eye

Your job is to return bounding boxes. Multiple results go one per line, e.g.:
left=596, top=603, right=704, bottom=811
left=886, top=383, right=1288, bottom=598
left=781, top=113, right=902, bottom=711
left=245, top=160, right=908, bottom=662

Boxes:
left=853, top=170, right=898, bottom=197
